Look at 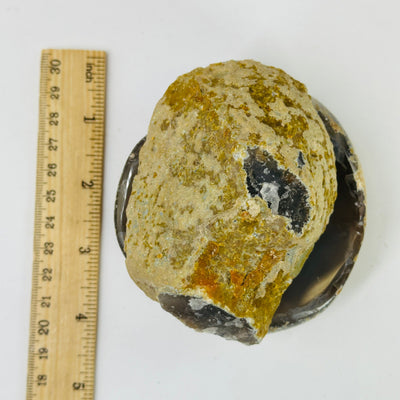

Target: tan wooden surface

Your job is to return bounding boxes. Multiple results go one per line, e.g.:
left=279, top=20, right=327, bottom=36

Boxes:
left=27, top=49, right=106, bottom=400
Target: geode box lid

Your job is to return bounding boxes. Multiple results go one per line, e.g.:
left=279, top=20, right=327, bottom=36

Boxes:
left=115, top=60, right=366, bottom=344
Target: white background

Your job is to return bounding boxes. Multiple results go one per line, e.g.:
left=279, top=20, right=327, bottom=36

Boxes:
left=1, top=0, right=399, bottom=398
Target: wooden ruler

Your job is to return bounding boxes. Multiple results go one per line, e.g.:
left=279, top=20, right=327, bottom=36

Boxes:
left=26, top=49, right=106, bottom=400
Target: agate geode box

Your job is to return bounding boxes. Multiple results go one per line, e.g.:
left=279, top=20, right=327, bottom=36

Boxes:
left=115, top=60, right=366, bottom=344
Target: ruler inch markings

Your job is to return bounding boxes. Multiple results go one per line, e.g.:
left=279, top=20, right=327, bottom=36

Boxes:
left=26, top=49, right=106, bottom=400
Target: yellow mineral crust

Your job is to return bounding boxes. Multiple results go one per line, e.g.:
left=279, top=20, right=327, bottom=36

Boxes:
left=125, top=60, right=337, bottom=343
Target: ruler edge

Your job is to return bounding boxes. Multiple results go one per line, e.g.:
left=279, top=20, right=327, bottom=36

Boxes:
left=26, top=50, right=52, bottom=398
left=26, top=49, right=107, bottom=399
left=42, top=48, right=107, bottom=55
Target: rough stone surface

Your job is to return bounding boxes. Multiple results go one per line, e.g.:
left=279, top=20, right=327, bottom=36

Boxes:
left=125, top=60, right=337, bottom=344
